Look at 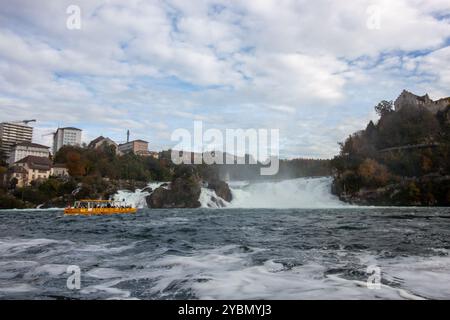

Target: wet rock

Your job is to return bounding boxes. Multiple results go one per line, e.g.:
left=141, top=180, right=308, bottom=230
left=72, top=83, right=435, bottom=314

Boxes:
left=146, top=177, right=201, bottom=208
left=207, top=179, right=232, bottom=202
left=141, top=186, right=153, bottom=193
left=40, top=196, right=72, bottom=208
left=209, top=195, right=226, bottom=208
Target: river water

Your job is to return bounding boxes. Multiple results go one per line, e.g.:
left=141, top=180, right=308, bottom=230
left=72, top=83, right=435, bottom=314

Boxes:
left=1, top=206, right=450, bottom=299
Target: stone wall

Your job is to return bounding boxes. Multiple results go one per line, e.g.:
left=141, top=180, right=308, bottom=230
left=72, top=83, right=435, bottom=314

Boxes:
left=394, top=90, right=450, bottom=114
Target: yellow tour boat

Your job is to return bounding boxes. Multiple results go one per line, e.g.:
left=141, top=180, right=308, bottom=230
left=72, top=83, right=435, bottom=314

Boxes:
left=64, top=200, right=137, bottom=215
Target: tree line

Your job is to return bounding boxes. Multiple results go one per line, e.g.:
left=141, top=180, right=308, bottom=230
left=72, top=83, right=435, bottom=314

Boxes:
left=332, top=100, right=450, bottom=205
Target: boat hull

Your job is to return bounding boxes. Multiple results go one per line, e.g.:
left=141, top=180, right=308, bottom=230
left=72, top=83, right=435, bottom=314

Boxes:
left=64, top=208, right=137, bottom=215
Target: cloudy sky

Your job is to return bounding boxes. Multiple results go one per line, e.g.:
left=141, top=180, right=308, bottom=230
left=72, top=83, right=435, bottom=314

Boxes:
left=0, top=0, right=449, bottom=158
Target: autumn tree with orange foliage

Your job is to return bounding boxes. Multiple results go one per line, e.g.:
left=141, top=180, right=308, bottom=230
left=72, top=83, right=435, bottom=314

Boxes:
left=66, top=150, right=87, bottom=177
left=331, top=97, right=450, bottom=205
left=357, top=159, right=391, bottom=188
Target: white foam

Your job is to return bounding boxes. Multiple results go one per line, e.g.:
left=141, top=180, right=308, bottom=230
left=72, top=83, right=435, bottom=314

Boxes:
left=113, top=190, right=149, bottom=209
left=227, top=177, right=349, bottom=209
left=2, top=236, right=449, bottom=299
left=81, top=279, right=132, bottom=299
left=199, top=188, right=230, bottom=208
left=111, top=177, right=350, bottom=209
left=0, top=283, right=38, bottom=294
left=134, top=245, right=423, bottom=300
left=24, top=264, right=68, bottom=278
left=86, top=267, right=125, bottom=279
left=0, top=238, right=74, bottom=257
left=377, top=252, right=450, bottom=299
left=113, top=182, right=168, bottom=208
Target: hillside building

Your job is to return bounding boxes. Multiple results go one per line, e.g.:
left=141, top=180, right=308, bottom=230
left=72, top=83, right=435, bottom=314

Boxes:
left=0, top=122, right=33, bottom=158
left=53, top=127, right=82, bottom=154
left=8, top=142, right=50, bottom=165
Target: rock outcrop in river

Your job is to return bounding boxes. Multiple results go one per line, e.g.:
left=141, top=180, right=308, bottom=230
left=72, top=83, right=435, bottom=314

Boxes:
left=146, top=165, right=232, bottom=208
left=146, top=176, right=202, bottom=208
left=207, top=179, right=232, bottom=202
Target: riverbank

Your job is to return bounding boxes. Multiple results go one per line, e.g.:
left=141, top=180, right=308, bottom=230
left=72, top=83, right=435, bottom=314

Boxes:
left=0, top=176, right=148, bottom=209
left=331, top=94, right=450, bottom=207
left=333, top=174, right=450, bottom=206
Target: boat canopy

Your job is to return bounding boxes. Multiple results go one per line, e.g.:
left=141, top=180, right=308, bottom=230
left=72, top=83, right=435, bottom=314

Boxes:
left=73, top=200, right=131, bottom=209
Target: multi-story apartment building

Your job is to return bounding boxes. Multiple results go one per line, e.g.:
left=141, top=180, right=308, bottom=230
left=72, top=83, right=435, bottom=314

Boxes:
left=8, top=142, right=50, bottom=165
left=53, top=127, right=82, bottom=154
left=0, top=122, right=33, bottom=158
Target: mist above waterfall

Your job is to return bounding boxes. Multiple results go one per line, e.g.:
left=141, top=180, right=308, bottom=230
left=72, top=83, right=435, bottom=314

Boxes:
left=227, top=177, right=347, bottom=209
left=114, top=177, right=347, bottom=209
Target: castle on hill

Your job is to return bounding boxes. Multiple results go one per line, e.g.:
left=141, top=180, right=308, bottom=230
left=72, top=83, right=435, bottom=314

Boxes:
left=394, top=90, right=450, bottom=114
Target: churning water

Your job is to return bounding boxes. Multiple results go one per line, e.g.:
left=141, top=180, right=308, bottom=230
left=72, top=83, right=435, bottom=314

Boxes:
left=1, top=206, right=450, bottom=299
left=115, top=177, right=348, bottom=209
left=0, top=178, right=449, bottom=299
left=226, top=177, right=347, bottom=208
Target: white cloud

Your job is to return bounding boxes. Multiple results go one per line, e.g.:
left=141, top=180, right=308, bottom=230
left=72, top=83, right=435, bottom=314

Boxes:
left=0, top=0, right=449, bottom=157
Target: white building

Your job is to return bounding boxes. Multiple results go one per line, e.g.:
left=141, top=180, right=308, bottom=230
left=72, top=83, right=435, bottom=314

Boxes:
left=53, top=127, right=82, bottom=154
left=51, top=163, right=69, bottom=177
left=8, top=142, right=50, bottom=165
left=0, top=122, right=33, bottom=158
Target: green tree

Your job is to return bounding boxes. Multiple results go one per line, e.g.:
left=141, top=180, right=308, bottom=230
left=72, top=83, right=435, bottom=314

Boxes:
left=374, top=100, right=394, bottom=117
left=377, top=107, right=439, bottom=149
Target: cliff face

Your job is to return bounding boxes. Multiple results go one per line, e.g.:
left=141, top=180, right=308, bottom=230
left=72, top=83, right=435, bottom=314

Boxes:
left=394, top=90, right=450, bottom=114
left=332, top=90, right=450, bottom=206
left=333, top=175, right=450, bottom=206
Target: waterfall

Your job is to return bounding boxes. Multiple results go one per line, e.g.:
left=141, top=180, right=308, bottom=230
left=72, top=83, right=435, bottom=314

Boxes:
left=113, top=182, right=166, bottom=209
left=113, top=177, right=347, bottom=209
left=226, top=177, right=347, bottom=208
